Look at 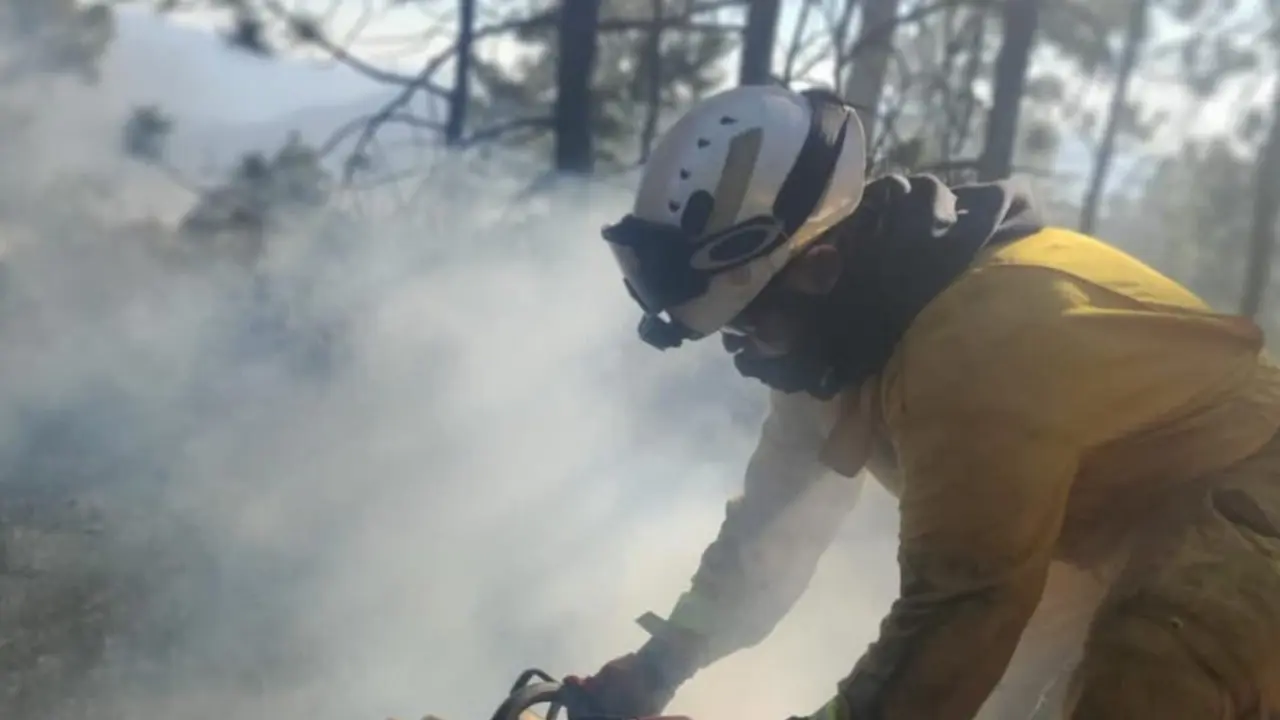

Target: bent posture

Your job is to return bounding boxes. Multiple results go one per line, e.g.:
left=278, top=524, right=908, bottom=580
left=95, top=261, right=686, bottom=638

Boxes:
left=570, top=85, right=1280, bottom=720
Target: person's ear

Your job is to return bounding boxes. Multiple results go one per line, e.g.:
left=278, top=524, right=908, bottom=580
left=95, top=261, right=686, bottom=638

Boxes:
left=780, top=243, right=843, bottom=296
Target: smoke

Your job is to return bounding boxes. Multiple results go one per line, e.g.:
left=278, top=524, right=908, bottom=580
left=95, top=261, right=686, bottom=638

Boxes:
left=0, top=19, right=1109, bottom=720
left=0, top=60, right=911, bottom=720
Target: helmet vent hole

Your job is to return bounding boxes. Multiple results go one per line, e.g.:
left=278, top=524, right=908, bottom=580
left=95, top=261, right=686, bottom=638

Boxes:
left=719, top=116, right=736, bottom=124
left=679, top=169, right=690, bottom=179
left=680, top=190, right=715, bottom=234
left=696, top=138, right=710, bottom=148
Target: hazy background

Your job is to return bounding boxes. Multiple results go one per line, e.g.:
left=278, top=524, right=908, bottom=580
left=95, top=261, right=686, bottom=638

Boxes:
left=1, top=1, right=1277, bottom=720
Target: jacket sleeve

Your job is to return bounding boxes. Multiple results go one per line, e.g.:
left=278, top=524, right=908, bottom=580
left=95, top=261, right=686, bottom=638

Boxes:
left=835, top=269, right=1109, bottom=720
left=839, top=405, right=1078, bottom=720
left=662, top=389, right=868, bottom=667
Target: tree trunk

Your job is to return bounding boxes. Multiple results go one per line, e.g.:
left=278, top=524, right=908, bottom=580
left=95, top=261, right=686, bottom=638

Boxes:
left=843, top=0, right=899, bottom=146
left=1078, top=0, right=1147, bottom=234
left=978, top=0, right=1042, bottom=181
left=639, top=0, right=664, bottom=163
left=955, top=16, right=988, bottom=157
left=1239, top=78, right=1280, bottom=318
left=739, top=0, right=780, bottom=85
left=444, top=0, right=476, bottom=145
left=553, top=0, right=601, bottom=173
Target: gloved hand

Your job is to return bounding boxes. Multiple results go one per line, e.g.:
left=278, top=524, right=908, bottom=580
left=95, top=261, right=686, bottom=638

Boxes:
left=564, top=633, right=703, bottom=718
left=563, top=652, right=676, bottom=718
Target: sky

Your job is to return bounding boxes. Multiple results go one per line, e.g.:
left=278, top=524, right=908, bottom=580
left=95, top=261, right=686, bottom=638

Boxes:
left=107, top=6, right=381, bottom=124
left=0, top=3, right=1231, bottom=719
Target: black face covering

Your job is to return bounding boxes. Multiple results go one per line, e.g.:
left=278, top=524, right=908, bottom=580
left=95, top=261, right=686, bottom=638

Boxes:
left=721, top=286, right=849, bottom=399
left=721, top=174, right=1044, bottom=399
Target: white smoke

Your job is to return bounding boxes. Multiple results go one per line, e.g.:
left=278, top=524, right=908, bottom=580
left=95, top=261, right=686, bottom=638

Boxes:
left=0, top=16, right=1100, bottom=720
left=0, top=65, right=911, bottom=720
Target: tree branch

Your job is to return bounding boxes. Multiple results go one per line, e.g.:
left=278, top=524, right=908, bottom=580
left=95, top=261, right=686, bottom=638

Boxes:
left=408, top=0, right=743, bottom=87
left=827, top=0, right=859, bottom=90
left=599, top=18, right=742, bottom=32
left=916, top=157, right=1061, bottom=178
left=843, top=0, right=995, bottom=64
left=463, top=116, right=551, bottom=146
left=318, top=111, right=443, bottom=166
left=283, top=0, right=744, bottom=185
left=781, top=0, right=814, bottom=85
left=639, top=0, right=664, bottom=163
left=259, top=1, right=450, bottom=94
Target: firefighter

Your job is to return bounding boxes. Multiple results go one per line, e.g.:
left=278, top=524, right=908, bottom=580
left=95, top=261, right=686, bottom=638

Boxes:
left=571, top=84, right=1280, bottom=719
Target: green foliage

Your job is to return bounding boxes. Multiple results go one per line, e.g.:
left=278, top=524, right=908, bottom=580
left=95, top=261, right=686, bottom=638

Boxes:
left=270, top=133, right=333, bottom=207
left=122, top=105, right=175, bottom=163
left=1119, top=139, right=1253, bottom=309
left=1177, top=32, right=1259, bottom=97
left=1038, top=2, right=1114, bottom=73
left=861, top=2, right=992, bottom=173
left=1240, top=108, right=1268, bottom=143
left=1022, top=74, right=1066, bottom=102
left=0, top=0, right=116, bottom=83
left=1021, top=121, right=1059, bottom=155
left=227, top=11, right=271, bottom=55
left=151, top=0, right=274, bottom=54
left=178, top=132, right=337, bottom=267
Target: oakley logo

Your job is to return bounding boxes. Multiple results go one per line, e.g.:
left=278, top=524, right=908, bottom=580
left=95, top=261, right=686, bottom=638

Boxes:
left=688, top=216, right=788, bottom=272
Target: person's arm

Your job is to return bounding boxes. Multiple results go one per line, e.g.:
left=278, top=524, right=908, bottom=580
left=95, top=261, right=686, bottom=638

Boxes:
left=656, top=388, right=868, bottom=671
left=575, top=389, right=870, bottom=716
left=836, top=408, right=1078, bottom=720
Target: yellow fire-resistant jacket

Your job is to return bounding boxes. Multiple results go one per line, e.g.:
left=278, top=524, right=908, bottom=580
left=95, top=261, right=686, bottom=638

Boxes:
left=655, top=227, right=1280, bottom=718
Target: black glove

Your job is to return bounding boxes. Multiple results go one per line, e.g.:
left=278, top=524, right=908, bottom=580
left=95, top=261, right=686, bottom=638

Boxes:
left=564, top=635, right=702, bottom=718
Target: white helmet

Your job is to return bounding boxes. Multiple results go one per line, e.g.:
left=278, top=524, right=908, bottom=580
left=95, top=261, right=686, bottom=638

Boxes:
left=602, top=85, right=868, bottom=349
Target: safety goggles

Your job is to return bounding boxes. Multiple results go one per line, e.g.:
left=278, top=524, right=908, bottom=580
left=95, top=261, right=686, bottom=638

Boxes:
left=602, top=213, right=789, bottom=347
